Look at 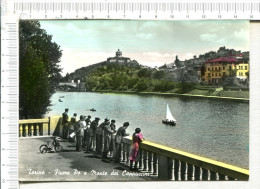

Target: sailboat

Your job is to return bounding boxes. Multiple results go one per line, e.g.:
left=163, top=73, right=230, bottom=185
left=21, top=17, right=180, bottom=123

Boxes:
left=162, top=104, right=176, bottom=126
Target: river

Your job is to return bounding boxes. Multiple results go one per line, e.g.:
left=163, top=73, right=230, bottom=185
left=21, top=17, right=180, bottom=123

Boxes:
left=46, top=91, right=249, bottom=169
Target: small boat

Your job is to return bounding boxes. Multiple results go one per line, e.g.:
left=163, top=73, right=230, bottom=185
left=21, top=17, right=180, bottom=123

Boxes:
left=162, top=104, right=176, bottom=126
left=90, top=108, right=96, bottom=112
left=59, top=99, right=63, bottom=102
left=59, top=96, right=65, bottom=98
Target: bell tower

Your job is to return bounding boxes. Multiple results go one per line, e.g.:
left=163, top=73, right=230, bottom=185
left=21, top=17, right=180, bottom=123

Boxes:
left=116, top=49, right=122, bottom=57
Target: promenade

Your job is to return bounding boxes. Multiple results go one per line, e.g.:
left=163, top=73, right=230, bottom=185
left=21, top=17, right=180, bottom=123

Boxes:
left=19, top=137, right=154, bottom=182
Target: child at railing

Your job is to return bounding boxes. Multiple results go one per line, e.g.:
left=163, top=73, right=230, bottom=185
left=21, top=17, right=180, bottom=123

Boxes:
left=129, top=128, right=144, bottom=171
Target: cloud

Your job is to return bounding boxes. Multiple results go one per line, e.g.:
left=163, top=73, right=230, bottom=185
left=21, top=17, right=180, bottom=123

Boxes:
left=200, top=33, right=225, bottom=44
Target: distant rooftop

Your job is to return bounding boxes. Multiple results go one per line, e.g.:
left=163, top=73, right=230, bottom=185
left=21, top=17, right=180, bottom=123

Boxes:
left=205, top=57, right=238, bottom=63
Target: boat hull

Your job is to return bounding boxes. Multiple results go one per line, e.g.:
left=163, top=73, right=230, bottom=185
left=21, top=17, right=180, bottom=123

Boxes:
left=162, top=120, right=176, bottom=126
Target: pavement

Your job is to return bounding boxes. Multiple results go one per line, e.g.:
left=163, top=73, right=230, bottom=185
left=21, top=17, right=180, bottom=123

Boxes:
left=19, top=136, right=156, bottom=182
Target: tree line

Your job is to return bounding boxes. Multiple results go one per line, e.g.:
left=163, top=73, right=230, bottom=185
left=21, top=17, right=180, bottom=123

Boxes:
left=84, top=63, right=195, bottom=93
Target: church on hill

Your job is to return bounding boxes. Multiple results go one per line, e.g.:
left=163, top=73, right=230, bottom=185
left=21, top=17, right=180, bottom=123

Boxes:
left=107, top=49, right=131, bottom=63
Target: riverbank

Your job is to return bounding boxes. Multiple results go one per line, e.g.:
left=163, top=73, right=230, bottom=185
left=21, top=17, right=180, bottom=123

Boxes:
left=92, top=89, right=249, bottom=103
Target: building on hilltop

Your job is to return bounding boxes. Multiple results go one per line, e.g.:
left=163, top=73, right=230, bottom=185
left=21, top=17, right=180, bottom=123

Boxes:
left=107, top=49, right=131, bottom=63
left=203, top=57, right=249, bottom=84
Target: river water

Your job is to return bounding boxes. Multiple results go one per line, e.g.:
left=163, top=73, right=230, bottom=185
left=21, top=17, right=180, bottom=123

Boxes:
left=46, top=91, right=249, bottom=168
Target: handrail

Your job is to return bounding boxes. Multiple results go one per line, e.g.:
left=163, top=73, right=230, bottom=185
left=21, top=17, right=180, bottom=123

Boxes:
left=19, top=118, right=49, bottom=124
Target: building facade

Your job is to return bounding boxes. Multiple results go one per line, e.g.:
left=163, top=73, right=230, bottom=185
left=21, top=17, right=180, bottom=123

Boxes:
left=204, top=57, right=249, bottom=84
left=107, top=49, right=131, bottom=63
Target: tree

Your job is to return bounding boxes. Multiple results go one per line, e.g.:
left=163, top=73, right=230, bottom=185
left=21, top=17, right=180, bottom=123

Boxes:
left=19, top=21, right=62, bottom=118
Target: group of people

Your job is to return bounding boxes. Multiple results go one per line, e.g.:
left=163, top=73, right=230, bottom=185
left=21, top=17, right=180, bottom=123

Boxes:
left=62, top=108, right=145, bottom=171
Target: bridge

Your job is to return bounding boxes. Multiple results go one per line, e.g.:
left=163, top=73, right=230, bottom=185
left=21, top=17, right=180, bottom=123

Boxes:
left=19, top=116, right=249, bottom=182
left=58, top=82, right=77, bottom=88
left=58, top=82, right=86, bottom=92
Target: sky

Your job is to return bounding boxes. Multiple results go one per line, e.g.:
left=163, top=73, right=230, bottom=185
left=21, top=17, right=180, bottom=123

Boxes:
left=39, top=20, right=250, bottom=76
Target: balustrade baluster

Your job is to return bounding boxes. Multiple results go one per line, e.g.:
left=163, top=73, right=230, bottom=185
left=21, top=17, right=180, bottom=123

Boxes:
left=148, top=152, right=154, bottom=173
left=216, top=173, right=220, bottom=180
left=24, top=124, right=28, bottom=137
left=187, top=164, right=194, bottom=180
left=174, top=159, right=180, bottom=180
left=143, top=150, right=148, bottom=172
left=19, top=125, right=23, bottom=137
left=138, top=149, right=143, bottom=170
left=36, top=124, right=40, bottom=136
left=202, top=168, right=209, bottom=180
left=169, top=158, right=175, bottom=181
left=180, top=161, right=187, bottom=180
left=153, top=153, right=158, bottom=176
left=194, top=166, right=201, bottom=180
left=30, top=124, right=34, bottom=137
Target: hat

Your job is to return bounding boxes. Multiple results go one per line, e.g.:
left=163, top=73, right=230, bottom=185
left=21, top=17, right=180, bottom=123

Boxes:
left=123, top=122, right=129, bottom=126
left=111, top=119, right=116, bottom=123
left=135, top=128, right=141, bottom=133
left=80, top=115, right=84, bottom=120
left=105, top=117, right=110, bottom=121
left=95, top=117, right=100, bottom=120
left=65, top=108, right=69, bottom=111
left=88, top=115, right=91, bottom=118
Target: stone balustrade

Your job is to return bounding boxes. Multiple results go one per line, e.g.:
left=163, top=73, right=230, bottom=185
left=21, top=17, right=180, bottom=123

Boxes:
left=19, top=116, right=249, bottom=181
left=118, top=136, right=249, bottom=181
left=19, top=118, right=49, bottom=137
left=19, top=116, right=62, bottom=137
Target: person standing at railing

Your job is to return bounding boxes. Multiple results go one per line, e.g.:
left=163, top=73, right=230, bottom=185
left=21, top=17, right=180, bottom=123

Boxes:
left=74, top=115, right=86, bottom=152
left=102, top=121, right=116, bottom=159
left=96, top=118, right=110, bottom=154
left=114, top=122, right=130, bottom=164
left=68, top=113, right=77, bottom=142
left=110, top=120, right=117, bottom=133
left=62, top=108, right=69, bottom=139
left=83, top=115, right=91, bottom=148
left=109, top=120, right=117, bottom=154
left=129, top=128, right=144, bottom=171
left=87, top=117, right=100, bottom=152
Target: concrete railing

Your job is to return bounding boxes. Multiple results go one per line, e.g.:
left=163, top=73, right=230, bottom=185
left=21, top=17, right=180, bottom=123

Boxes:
left=118, top=136, right=249, bottom=181
left=19, top=116, right=249, bottom=181
left=19, top=116, right=62, bottom=137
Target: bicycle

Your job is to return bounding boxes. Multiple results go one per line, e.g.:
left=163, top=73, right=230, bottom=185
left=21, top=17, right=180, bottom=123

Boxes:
left=39, top=136, right=63, bottom=153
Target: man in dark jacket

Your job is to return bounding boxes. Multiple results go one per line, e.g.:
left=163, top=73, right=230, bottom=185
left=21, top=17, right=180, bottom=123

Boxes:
left=62, top=108, right=69, bottom=139
left=87, top=117, right=100, bottom=152
left=110, top=120, right=117, bottom=133
left=102, top=122, right=116, bottom=159
left=96, top=118, right=110, bottom=154
left=114, top=122, right=130, bottom=163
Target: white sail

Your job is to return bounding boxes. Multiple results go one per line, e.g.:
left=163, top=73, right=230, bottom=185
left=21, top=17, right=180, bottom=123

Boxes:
left=166, top=104, right=176, bottom=122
